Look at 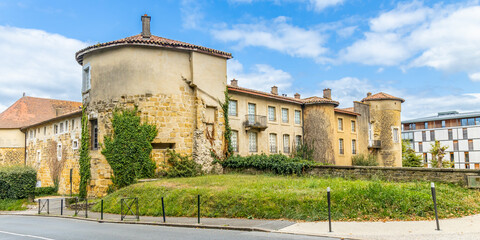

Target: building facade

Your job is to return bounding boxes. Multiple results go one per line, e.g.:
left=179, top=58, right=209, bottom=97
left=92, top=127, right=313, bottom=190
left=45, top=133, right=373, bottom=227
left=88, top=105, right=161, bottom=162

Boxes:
left=402, top=111, right=480, bottom=169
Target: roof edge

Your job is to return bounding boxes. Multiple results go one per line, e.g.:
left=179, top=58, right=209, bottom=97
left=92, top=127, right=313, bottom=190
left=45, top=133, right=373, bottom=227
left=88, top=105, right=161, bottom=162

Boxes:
left=20, top=110, right=82, bottom=131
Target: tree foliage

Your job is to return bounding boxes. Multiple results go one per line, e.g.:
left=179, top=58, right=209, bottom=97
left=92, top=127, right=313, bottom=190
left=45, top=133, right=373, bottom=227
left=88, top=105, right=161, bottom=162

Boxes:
left=352, top=154, right=379, bottom=166
left=402, top=140, right=423, bottom=167
left=79, top=106, right=91, bottom=198
left=429, top=140, right=451, bottom=168
left=102, top=108, right=158, bottom=189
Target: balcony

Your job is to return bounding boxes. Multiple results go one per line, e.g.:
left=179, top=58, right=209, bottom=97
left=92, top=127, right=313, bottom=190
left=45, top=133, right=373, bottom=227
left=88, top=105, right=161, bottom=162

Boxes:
left=368, top=140, right=382, bottom=149
left=244, top=114, right=268, bottom=131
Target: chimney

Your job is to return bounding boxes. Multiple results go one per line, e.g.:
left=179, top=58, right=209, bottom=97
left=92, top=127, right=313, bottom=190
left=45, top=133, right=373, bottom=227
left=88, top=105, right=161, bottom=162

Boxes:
left=141, top=14, right=151, bottom=39
left=294, top=93, right=300, bottom=99
left=271, top=86, right=278, bottom=95
left=367, top=92, right=372, bottom=97
left=231, top=78, right=238, bottom=87
left=323, top=88, right=331, bottom=99
left=22, top=92, right=25, bottom=97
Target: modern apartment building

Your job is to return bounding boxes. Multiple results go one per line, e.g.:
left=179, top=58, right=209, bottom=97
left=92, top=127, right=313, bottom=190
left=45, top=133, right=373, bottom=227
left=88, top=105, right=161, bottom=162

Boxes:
left=402, top=111, right=480, bottom=169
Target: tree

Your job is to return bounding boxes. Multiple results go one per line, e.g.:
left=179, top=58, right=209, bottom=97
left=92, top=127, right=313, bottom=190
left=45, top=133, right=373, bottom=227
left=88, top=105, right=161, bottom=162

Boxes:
left=402, top=140, right=423, bottom=167
left=430, top=140, right=451, bottom=168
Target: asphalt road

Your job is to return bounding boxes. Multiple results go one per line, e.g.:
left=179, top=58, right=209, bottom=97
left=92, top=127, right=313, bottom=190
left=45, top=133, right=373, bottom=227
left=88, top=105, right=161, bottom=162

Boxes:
left=0, top=215, right=337, bottom=240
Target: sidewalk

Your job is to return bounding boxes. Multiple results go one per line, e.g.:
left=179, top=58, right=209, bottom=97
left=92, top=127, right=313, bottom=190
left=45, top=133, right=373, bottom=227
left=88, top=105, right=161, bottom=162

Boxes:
left=2, top=197, right=480, bottom=240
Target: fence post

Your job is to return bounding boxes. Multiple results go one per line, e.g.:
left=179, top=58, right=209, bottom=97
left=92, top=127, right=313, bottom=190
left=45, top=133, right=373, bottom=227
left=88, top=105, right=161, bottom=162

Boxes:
left=161, top=197, right=166, bottom=223
left=327, top=187, right=332, bottom=232
left=38, top=199, right=41, bottom=214
left=61, top=199, right=63, bottom=215
left=121, top=199, right=124, bottom=221
left=431, top=182, right=440, bottom=231
left=101, top=199, right=104, bottom=220
left=85, top=198, right=88, bottom=218
left=47, top=199, right=49, bottom=214
left=197, top=194, right=200, bottom=224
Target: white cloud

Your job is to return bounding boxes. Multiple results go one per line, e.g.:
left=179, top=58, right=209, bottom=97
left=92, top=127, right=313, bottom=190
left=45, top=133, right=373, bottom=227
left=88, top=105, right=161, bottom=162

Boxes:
left=180, top=0, right=205, bottom=30
left=227, top=59, right=293, bottom=93
left=336, top=26, right=357, bottom=38
left=468, top=72, right=480, bottom=82
left=0, top=26, right=87, bottom=112
left=340, top=2, right=480, bottom=79
left=309, top=0, right=344, bottom=12
left=212, top=16, right=329, bottom=62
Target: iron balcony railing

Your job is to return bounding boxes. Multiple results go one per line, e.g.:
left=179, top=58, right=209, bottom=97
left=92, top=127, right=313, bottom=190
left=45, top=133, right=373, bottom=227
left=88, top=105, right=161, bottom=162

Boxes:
left=368, top=140, right=382, bottom=148
left=244, top=114, right=268, bottom=130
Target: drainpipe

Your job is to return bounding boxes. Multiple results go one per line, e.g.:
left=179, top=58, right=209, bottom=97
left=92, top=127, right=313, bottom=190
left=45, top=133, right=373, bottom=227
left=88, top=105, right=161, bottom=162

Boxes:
left=24, top=130, right=27, bottom=165
left=301, top=104, right=305, bottom=144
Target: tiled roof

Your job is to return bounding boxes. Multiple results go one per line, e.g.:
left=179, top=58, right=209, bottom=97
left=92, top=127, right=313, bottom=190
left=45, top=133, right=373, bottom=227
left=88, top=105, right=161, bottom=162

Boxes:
left=362, top=92, right=405, bottom=103
left=20, top=109, right=82, bottom=131
left=0, top=96, right=82, bottom=129
left=227, top=85, right=303, bottom=104
left=335, top=108, right=360, bottom=116
left=76, top=34, right=232, bottom=64
left=301, top=96, right=339, bottom=106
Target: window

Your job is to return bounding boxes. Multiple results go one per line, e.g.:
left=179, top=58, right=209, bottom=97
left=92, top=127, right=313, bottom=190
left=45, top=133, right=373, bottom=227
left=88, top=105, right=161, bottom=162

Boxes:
left=423, top=153, right=427, bottom=164
left=476, top=118, right=480, bottom=125
left=231, top=131, right=238, bottom=152
left=409, top=123, right=416, bottom=130
left=352, top=139, right=356, bottom=154
left=82, top=64, right=91, bottom=93
left=60, top=122, right=64, bottom=133
left=248, top=132, right=257, bottom=152
left=72, top=140, right=79, bottom=150
left=448, top=129, right=453, bottom=140
left=66, top=121, right=69, bottom=131
left=282, top=108, right=289, bottom=123
left=33, top=129, right=36, bottom=138
left=465, top=152, right=470, bottom=169
left=450, top=152, right=454, bottom=163
left=43, top=127, right=46, bottom=135
left=419, top=142, right=423, bottom=152
left=468, top=118, right=475, bottom=126
left=351, top=121, right=356, bottom=132
left=424, top=122, right=428, bottom=129
left=295, top=135, right=302, bottom=148
left=453, top=140, right=458, bottom=151
left=430, top=131, right=435, bottom=141
left=54, top=125, right=58, bottom=134
left=283, top=134, right=290, bottom=153
left=339, top=139, right=344, bottom=154
left=468, top=139, right=474, bottom=151
left=338, top=118, right=343, bottom=131
left=461, top=119, right=467, bottom=126
left=248, top=103, right=256, bottom=123
left=463, top=128, right=468, bottom=139
left=441, top=120, right=446, bottom=128
left=422, top=131, right=426, bottom=141
left=269, top=133, right=277, bottom=153
left=294, top=110, right=301, bottom=124
left=393, top=128, right=399, bottom=143
left=57, top=143, right=62, bottom=160
left=91, top=119, right=98, bottom=150
left=268, top=106, right=276, bottom=121
left=72, top=119, right=75, bottom=129
left=228, top=100, right=237, bottom=116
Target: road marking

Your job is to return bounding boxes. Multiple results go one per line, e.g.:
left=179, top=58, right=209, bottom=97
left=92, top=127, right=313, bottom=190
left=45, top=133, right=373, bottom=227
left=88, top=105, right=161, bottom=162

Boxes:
left=0, top=230, right=55, bottom=240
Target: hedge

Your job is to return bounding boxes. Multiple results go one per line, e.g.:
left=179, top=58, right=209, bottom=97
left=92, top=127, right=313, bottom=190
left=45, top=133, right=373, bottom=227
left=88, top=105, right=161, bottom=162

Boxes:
left=35, top=186, right=57, bottom=196
left=0, top=165, right=36, bottom=199
left=220, top=154, right=315, bottom=175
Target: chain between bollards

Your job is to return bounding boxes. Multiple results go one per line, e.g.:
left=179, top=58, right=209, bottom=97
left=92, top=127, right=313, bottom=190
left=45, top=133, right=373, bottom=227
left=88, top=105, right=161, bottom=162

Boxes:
left=431, top=182, right=440, bottom=231
left=327, top=187, right=332, bottom=233
left=161, top=197, right=166, bottom=223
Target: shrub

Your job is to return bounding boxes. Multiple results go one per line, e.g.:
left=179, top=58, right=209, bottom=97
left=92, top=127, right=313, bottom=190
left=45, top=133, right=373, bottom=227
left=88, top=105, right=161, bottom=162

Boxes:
left=402, top=140, right=423, bottom=167
left=352, top=154, right=378, bottom=166
left=293, top=142, right=314, bottom=161
left=35, top=186, right=57, bottom=196
left=159, top=149, right=202, bottom=178
left=221, top=154, right=314, bottom=175
left=0, top=165, right=36, bottom=199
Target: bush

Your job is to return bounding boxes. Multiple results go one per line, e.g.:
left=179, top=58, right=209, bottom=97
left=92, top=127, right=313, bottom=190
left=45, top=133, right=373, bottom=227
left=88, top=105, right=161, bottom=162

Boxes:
left=159, top=150, right=203, bottom=178
left=35, top=186, right=57, bottom=196
left=402, top=141, right=423, bottom=167
left=352, top=154, right=378, bottom=166
left=0, top=165, right=36, bottom=199
left=221, top=154, right=315, bottom=175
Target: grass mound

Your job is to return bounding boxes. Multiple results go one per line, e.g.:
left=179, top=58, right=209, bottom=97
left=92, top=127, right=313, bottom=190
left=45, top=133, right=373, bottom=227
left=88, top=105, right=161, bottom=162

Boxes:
left=0, top=199, right=27, bottom=211
left=92, top=174, right=480, bottom=221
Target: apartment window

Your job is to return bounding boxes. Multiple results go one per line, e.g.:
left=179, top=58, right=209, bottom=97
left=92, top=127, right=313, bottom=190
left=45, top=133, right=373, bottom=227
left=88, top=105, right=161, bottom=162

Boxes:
left=409, top=123, right=416, bottom=130
left=461, top=119, right=467, bottom=126
left=441, top=120, right=446, bottom=128
left=91, top=119, right=98, bottom=150
left=248, top=103, right=256, bottom=123
left=57, top=143, right=62, bottom=160
left=422, top=131, right=426, bottom=141
left=419, top=142, right=423, bottom=152
left=352, top=139, right=356, bottom=154
left=468, top=118, right=475, bottom=125
left=463, top=128, right=468, bottom=139
left=448, top=129, right=453, bottom=140
left=338, top=118, right=343, bottom=131
left=283, top=134, right=290, bottom=153
left=468, top=139, right=474, bottom=151
left=295, top=135, right=302, bottom=148
left=231, top=131, right=238, bottom=152
left=72, top=139, right=79, bottom=150
left=339, top=139, right=344, bottom=155
left=281, top=108, right=289, bottom=123
left=228, top=100, right=237, bottom=116
left=393, top=128, right=399, bottom=143
left=60, top=122, right=64, bottom=133
left=423, top=153, right=427, bottom=164
left=430, top=131, right=435, bottom=141
left=453, top=140, right=458, bottom=151
left=54, top=125, right=58, bottom=134
left=450, top=152, right=454, bottom=163
left=82, top=64, right=91, bottom=93
left=294, top=110, right=301, bottom=124
left=65, top=121, right=69, bottom=132
left=465, top=152, right=470, bottom=169
left=351, top=121, right=356, bottom=133
left=476, top=118, right=480, bottom=125
left=269, top=133, right=277, bottom=153
left=248, top=132, right=257, bottom=152
left=424, top=122, right=428, bottom=129
left=268, top=106, right=276, bottom=121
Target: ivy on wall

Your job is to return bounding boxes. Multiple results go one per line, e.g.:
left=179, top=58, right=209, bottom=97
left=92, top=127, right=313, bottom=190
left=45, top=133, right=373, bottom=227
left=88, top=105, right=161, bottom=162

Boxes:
left=220, top=88, right=233, bottom=159
left=102, top=108, right=157, bottom=189
left=79, top=106, right=91, bottom=198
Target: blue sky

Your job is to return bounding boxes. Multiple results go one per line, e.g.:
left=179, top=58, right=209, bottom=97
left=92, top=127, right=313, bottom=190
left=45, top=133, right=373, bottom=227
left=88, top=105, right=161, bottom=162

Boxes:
left=0, top=0, right=479, bottom=120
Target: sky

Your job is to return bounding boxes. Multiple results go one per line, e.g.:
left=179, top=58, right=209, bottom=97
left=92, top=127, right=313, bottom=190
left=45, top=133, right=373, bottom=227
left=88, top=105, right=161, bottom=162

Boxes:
left=0, top=0, right=479, bottom=120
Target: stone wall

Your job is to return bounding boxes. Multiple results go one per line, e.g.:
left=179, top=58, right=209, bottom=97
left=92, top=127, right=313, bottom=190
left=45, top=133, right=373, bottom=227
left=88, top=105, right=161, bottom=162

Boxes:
left=0, top=147, right=24, bottom=166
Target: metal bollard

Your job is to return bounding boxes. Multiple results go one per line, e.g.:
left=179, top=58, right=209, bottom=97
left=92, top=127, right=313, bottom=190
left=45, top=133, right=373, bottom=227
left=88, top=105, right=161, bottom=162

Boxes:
left=101, top=200, right=104, bottom=220
left=431, top=182, right=440, bottom=230
left=197, top=195, right=200, bottom=224
left=47, top=199, right=50, bottom=214
left=161, top=197, right=166, bottom=223
left=136, top=198, right=139, bottom=221
left=121, top=199, right=124, bottom=221
left=85, top=198, right=88, bottom=218
left=327, top=187, right=332, bottom=232
left=38, top=199, right=41, bottom=214
left=61, top=199, right=63, bottom=215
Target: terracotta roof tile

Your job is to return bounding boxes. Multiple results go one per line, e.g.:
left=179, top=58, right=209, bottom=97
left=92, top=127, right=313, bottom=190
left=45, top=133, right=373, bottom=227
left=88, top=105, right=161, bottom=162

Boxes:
left=301, top=96, right=339, bottom=106
left=362, top=92, right=405, bottom=103
left=227, top=85, right=303, bottom=104
left=334, top=108, right=360, bottom=116
left=0, top=97, right=82, bottom=129
left=76, top=34, right=232, bottom=64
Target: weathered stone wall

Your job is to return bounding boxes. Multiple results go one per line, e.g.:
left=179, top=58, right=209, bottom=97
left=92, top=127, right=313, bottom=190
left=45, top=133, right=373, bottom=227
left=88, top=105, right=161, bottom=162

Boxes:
left=303, top=104, right=336, bottom=164
left=0, top=147, right=24, bottom=166
left=354, top=101, right=370, bottom=156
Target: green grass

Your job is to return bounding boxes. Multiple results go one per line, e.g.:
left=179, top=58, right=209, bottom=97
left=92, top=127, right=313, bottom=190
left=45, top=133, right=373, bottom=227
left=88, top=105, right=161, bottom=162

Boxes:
left=0, top=199, right=27, bottom=211
left=92, top=174, right=480, bottom=221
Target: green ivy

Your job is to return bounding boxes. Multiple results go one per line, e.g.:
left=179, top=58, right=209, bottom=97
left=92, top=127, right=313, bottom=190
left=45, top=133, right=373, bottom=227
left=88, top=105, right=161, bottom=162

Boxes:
left=220, top=88, right=233, bottom=159
left=79, top=106, right=91, bottom=198
left=102, top=108, right=157, bottom=189
left=221, top=154, right=315, bottom=175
